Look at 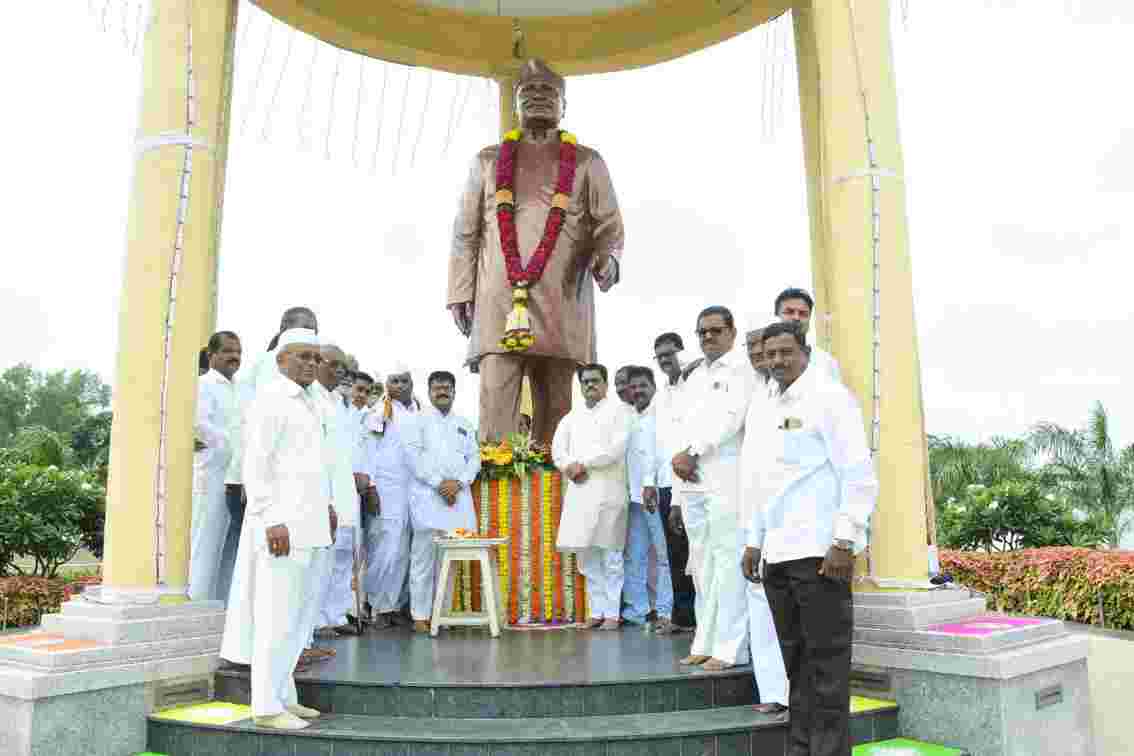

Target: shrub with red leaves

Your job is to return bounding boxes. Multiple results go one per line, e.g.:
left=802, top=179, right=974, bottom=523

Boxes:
left=941, top=547, right=1134, bottom=630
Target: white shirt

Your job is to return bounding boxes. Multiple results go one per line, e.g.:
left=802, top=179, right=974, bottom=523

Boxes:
left=743, top=363, right=877, bottom=564
left=809, top=344, right=842, bottom=384
left=652, top=377, right=686, bottom=489
left=242, top=373, right=333, bottom=551
left=195, top=368, right=239, bottom=467
left=405, top=407, right=481, bottom=532
left=312, top=383, right=364, bottom=528
left=674, top=348, right=756, bottom=501
left=626, top=409, right=658, bottom=503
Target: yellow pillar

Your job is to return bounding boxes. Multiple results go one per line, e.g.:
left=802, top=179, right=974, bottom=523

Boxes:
left=102, top=0, right=239, bottom=595
left=497, top=71, right=519, bottom=136
left=794, top=0, right=928, bottom=584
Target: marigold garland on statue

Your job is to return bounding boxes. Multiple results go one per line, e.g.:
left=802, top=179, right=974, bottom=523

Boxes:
left=495, top=129, right=578, bottom=352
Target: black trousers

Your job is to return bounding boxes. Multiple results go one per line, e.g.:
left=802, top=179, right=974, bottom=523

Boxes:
left=216, top=484, right=245, bottom=604
left=764, top=557, right=853, bottom=756
left=656, top=487, right=696, bottom=627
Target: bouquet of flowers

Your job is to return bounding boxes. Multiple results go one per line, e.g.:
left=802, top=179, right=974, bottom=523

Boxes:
left=479, top=432, right=554, bottom=480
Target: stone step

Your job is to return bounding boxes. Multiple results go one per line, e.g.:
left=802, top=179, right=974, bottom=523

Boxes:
left=147, top=702, right=901, bottom=756
left=215, top=665, right=759, bottom=718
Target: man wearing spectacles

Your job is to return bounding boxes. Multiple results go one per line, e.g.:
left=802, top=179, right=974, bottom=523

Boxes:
left=668, top=306, right=755, bottom=671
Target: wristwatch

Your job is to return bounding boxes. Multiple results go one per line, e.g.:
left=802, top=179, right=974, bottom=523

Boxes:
left=832, top=539, right=853, bottom=552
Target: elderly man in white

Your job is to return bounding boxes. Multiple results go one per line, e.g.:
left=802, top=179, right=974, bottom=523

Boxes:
left=190, top=330, right=242, bottom=602
left=742, top=320, right=877, bottom=756
left=361, top=364, right=419, bottom=627
left=310, top=344, right=368, bottom=637
left=405, top=370, right=481, bottom=633
left=553, top=363, right=634, bottom=630
left=219, top=328, right=336, bottom=730
left=669, top=306, right=755, bottom=672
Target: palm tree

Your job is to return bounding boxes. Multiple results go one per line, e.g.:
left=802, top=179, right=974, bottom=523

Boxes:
left=1029, top=402, right=1134, bottom=547
left=928, top=434, right=1033, bottom=507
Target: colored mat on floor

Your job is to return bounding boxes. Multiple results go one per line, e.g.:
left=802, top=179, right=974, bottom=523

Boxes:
left=854, top=738, right=969, bottom=755
left=150, top=701, right=250, bottom=725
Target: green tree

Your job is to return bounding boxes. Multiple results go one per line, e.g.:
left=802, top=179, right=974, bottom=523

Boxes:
left=937, top=479, right=1109, bottom=552
left=0, top=364, right=111, bottom=445
left=71, top=410, right=113, bottom=474
left=1029, top=402, right=1134, bottom=547
left=928, top=434, right=1034, bottom=507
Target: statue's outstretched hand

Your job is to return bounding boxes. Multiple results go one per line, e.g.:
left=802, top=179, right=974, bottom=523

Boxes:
left=449, top=302, right=474, bottom=337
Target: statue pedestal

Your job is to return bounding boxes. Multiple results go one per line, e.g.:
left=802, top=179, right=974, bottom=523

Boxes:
left=851, top=590, right=1094, bottom=756
left=0, top=595, right=224, bottom=756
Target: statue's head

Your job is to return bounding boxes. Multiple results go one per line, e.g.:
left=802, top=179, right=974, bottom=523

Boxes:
left=516, top=59, right=565, bottom=128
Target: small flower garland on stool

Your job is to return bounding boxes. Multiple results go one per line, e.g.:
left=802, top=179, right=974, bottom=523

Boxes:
left=494, top=129, right=578, bottom=352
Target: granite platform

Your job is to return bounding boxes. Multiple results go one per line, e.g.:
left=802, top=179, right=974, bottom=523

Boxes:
left=151, top=627, right=905, bottom=755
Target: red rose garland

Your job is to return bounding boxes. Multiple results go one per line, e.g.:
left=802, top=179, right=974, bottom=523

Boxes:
left=494, top=129, right=578, bottom=352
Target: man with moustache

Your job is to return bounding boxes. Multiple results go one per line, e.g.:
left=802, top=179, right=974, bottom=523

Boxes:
left=669, top=306, right=754, bottom=671
left=190, top=331, right=242, bottom=601
left=621, top=366, right=675, bottom=631
left=742, top=320, right=876, bottom=755
left=218, top=306, right=319, bottom=605
left=448, top=59, right=624, bottom=444
left=651, top=332, right=696, bottom=629
left=613, top=366, right=635, bottom=406
left=220, top=328, right=335, bottom=730
left=746, top=328, right=771, bottom=382
left=774, top=288, right=840, bottom=383
left=362, top=365, right=420, bottom=627
left=553, top=364, right=634, bottom=630
left=405, top=371, right=481, bottom=633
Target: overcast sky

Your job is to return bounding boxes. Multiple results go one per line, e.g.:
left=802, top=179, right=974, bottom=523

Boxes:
left=3, top=1, right=1132, bottom=444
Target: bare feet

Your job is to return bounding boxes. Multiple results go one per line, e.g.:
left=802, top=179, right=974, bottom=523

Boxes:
left=701, top=658, right=734, bottom=672
left=653, top=618, right=677, bottom=634
left=585, top=617, right=604, bottom=629
left=599, top=618, right=621, bottom=631
left=413, top=620, right=431, bottom=634
left=679, top=654, right=710, bottom=666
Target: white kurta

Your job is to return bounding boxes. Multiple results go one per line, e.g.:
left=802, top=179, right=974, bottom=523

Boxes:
left=404, top=407, right=482, bottom=620
left=361, top=400, right=418, bottom=613
left=190, top=369, right=238, bottom=601
left=674, top=348, right=754, bottom=664
left=312, top=383, right=366, bottom=629
left=219, top=373, right=332, bottom=717
left=553, top=397, right=634, bottom=551
left=808, top=344, right=842, bottom=385
left=651, top=376, right=687, bottom=490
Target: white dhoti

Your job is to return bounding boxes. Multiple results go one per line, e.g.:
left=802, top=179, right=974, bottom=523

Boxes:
left=577, top=547, right=625, bottom=620
left=316, top=526, right=355, bottom=628
left=363, top=512, right=411, bottom=614
left=300, top=546, right=332, bottom=642
left=409, top=528, right=443, bottom=621
left=220, top=518, right=257, bottom=664
left=250, top=546, right=322, bottom=717
left=747, top=582, right=788, bottom=706
left=189, top=453, right=231, bottom=602
left=684, top=492, right=749, bottom=664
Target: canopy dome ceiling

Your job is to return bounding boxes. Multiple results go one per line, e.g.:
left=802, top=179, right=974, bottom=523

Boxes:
left=252, top=0, right=792, bottom=76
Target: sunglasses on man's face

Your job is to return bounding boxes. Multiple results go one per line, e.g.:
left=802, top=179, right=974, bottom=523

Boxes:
left=696, top=326, right=727, bottom=339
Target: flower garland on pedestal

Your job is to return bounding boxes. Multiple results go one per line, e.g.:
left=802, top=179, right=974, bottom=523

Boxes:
left=495, top=129, right=578, bottom=353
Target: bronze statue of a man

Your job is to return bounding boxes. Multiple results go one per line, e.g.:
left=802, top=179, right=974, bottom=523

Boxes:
left=447, top=59, right=625, bottom=443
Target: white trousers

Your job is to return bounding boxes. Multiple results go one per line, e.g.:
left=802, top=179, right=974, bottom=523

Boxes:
left=300, top=547, right=332, bottom=644
left=684, top=493, right=749, bottom=664
left=250, top=547, right=322, bottom=717
left=363, top=514, right=411, bottom=613
left=748, top=583, right=789, bottom=706
left=188, top=479, right=231, bottom=602
left=316, top=527, right=356, bottom=628
left=577, top=547, right=625, bottom=620
left=409, top=528, right=443, bottom=621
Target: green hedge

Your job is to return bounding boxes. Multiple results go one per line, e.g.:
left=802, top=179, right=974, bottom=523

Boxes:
left=0, top=574, right=101, bottom=629
left=941, top=547, right=1134, bottom=631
